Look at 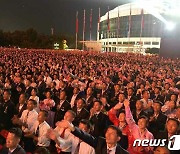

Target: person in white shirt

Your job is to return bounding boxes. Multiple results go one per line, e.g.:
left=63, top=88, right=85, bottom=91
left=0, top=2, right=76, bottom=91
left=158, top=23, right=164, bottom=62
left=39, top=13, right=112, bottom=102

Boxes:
left=44, top=72, right=52, bottom=87
left=29, top=88, right=40, bottom=112
left=70, top=87, right=80, bottom=108
left=47, top=119, right=95, bottom=154
left=25, top=110, right=50, bottom=148
left=12, top=99, right=38, bottom=133
left=12, top=99, right=38, bottom=152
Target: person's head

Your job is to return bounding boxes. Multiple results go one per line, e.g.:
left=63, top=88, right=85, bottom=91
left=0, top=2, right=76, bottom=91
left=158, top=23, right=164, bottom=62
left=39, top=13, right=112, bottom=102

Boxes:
left=24, top=79, right=31, bottom=87
left=105, top=125, right=122, bottom=145
left=60, top=90, right=66, bottom=100
left=114, top=84, right=120, bottom=92
left=27, top=99, right=37, bottom=111
left=102, top=82, right=107, bottom=90
left=34, top=147, right=50, bottom=154
left=79, top=119, right=91, bottom=133
left=6, top=128, right=22, bottom=150
left=153, top=146, right=170, bottom=154
left=3, top=89, right=11, bottom=101
left=38, top=75, right=43, bottom=82
left=50, top=82, right=56, bottom=89
left=19, top=93, right=27, bottom=104
left=46, top=91, right=52, bottom=99
left=76, top=98, right=85, bottom=109
left=170, top=93, right=177, bottom=102
left=73, top=87, right=80, bottom=95
left=142, top=90, right=150, bottom=99
left=169, top=100, right=176, bottom=110
left=137, top=116, right=149, bottom=130
left=118, top=110, right=126, bottom=122
left=166, top=118, right=179, bottom=135
left=136, top=100, right=144, bottom=111
left=118, top=93, right=125, bottom=103
left=153, top=100, right=163, bottom=113
left=38, top=110, right=48, bottom=123
left=127, top=88, right=134, bottom=96
left=154, top=87, right=161, bottom=94
left=64, top=110, right=76, bottom=123
left=31, top=88, right=38, bottom=96
left=93, top=100, right=103, bottom=112
left=86, top=87, right=93, bottom=96
left=164, top=83, right=170, bottom=90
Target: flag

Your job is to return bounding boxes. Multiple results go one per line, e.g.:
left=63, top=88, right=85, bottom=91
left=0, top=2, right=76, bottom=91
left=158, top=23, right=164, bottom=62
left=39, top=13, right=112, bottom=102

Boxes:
left=90, top=9, right=92, bottom=31
left=98, top=8, right=101, bottom=32
left=90, top=9, right=92, bottom=40
left=140, top=9, right=144, bottom=38
left=117, top=6, right=120, bottom=37
left=76, top=11, right=78, bottom=33
left=128, top=4, right=132, bottom=38
left=107, top=6, right=110, bottom=32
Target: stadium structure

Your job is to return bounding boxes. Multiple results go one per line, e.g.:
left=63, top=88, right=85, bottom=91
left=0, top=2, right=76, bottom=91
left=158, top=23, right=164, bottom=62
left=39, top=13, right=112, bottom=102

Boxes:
left=97, top=1, right=178, bottom=53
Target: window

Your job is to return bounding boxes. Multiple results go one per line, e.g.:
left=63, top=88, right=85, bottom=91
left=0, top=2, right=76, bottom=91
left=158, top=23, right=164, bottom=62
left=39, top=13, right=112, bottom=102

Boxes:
left=152, top=42, right=159, bottom=45
left=113, top=42, right=116, bottom=45
left=144, top=42, right=151, bottom=45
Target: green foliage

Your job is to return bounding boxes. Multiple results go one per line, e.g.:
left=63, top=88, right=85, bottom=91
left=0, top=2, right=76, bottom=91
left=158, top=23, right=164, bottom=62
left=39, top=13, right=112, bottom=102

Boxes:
left=0, top=29, right=77, bottom=49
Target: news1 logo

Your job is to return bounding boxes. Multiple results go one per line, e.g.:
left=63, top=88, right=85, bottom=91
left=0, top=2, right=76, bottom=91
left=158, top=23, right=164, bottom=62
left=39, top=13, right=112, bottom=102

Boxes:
left=133, top=135, right=180, bottom=150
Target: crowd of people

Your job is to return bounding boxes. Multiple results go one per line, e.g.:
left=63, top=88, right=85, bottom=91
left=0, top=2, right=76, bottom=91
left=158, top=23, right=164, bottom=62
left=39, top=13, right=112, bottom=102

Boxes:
left=0, top=47, right=180, bottom=154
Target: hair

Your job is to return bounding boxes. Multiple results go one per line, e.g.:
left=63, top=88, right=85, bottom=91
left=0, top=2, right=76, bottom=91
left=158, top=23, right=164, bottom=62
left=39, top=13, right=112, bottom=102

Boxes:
left=119, top=110, right=125, bottom=115
left=31, top=87, right=38, bottom=94
left=142, top=90, right=149, bottom=95
left=34, top=147, right=50, bottom=154
left=67, top=110, right=76, bottom=118
left=106, top=125, right=122, bottom=137
left=153, top=100, right=163, bottom=106
left=138, top=115, right=149, bottom=123
left=167, top=118, right=179, bottom=126
left=4, top=89, right=11, bottom=95
left=9, top=127, right=22, bottom=138
left=20, top=92, right=28, bottom=100
left=40, top=110, right=48, bottom=117
left=77, top=98, right=86, bottom=104
left=93, top=100, right=103, bottom=106
left=79, top=119, right=91, bottom=130
left=28, top=99, right=37, bottom=105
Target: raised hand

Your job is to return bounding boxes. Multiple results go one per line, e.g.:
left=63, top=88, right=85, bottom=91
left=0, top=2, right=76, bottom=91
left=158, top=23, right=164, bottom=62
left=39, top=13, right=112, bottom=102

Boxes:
left=114, top=103, right=123, bottom=110
left=124, top=99, right=130, bottom=108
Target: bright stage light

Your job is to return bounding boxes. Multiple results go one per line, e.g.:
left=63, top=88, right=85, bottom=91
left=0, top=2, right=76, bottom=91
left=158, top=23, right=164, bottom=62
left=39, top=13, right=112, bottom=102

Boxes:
left=165, top=21, right=176, bottom=31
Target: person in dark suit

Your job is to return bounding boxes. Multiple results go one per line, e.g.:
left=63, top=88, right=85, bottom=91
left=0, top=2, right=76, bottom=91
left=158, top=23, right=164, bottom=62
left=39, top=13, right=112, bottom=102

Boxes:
left=24, top=79, right=33, bottom=99
left=58, top=121, right=129, bottom=154
left=15, top=93, right=27, bottom=118
left=89, top=100, right=112, bottom=137
left=84, top=87, right=96, bottom=111
left=72, top=98, right=89, bottom=126
left=54, top=90, right=71, bottom=124
left=0, top=127, right=26, bottom=154
left=156, top=118, right=179, bottom=154
left=151, top=87, right=164, bottom=104
left=148, top=100, right=167, bottom=138
left=126, top=88, right=137, bottom=111
left=37, top=75, right=46, bottom=101
left=132, top=100, right=148, bottom=123
left=0, top=89, right=15, bottom=130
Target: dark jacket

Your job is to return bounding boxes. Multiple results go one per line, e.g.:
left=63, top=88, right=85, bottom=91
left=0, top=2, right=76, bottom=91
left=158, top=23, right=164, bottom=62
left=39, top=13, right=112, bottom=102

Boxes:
left=54, top=100, right=71, bottom=124
left=0, top=145, right=26, bottom=154
left=72, top=107, right=89, bottom=126
left=72, top=127, right=129, bottom=154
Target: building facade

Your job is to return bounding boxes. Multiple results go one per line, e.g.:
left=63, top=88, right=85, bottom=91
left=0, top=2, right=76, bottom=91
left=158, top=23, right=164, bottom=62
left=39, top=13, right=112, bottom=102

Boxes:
left=97, top=2, right=165, bottom=52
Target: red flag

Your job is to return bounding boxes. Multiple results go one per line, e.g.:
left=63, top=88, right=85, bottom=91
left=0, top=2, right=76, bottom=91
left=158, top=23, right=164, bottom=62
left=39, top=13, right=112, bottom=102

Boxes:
left=128, top=5, right=132, bottom=38
left=107, top=6, right=110, bottom=32
left=98, top=8, right=101, bottom=31
left=76, top=11, right=78, bottom=33
left=90, top=9, right=92, bottom=31
left=90, top=9, right=92, bottom=40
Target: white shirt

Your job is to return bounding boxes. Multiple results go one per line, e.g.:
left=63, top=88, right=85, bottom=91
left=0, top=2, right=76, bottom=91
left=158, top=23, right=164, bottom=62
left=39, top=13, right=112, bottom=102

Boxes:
left=57, top=132, right=95, bottom=154
left=53, top=79, right=60, bottom=90
left=19, top=104, right=24, bottom=112
left=20, top=109, right=38, bottom=132
left=31, top=121, right=50, bottom=147
left=29, top=96, right=40, bottom=112
left=106, top=145, right=117, bottom=154
left=70, top=94, right=78, bottom=108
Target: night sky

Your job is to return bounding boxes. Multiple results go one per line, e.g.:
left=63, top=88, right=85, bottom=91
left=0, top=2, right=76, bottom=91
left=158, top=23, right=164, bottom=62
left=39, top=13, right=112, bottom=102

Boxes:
left=0, top=0, right=131, bottom=40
